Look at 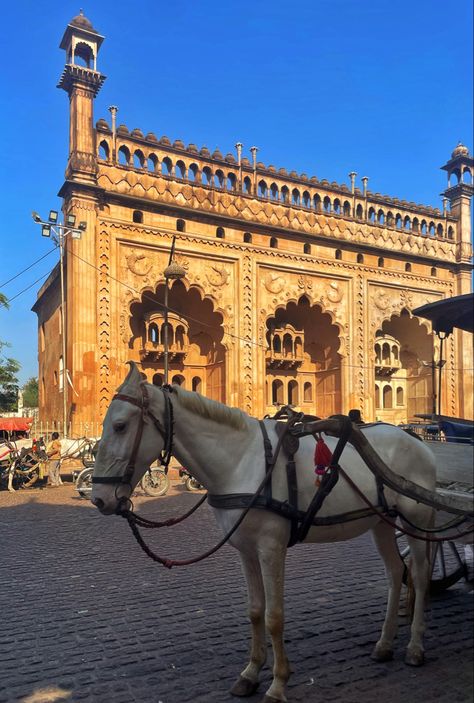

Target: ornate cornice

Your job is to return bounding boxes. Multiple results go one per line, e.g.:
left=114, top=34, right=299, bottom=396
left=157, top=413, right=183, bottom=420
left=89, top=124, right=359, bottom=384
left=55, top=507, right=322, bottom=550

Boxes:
left=97, top=185, right=456, bottom=264
left=99, top=218, right=455, bottom=285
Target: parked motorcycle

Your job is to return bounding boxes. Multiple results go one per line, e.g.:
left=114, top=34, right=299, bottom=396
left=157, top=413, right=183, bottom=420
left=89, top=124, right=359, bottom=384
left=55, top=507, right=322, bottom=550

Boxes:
left=75, top=465, right=170, bottom=500
left=179, top=467, right=204, bottom=492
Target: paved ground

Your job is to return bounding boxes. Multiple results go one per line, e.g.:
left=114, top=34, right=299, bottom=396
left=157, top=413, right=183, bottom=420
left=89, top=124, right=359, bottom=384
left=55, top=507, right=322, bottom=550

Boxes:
left=0, top=482, right=472, bottom=703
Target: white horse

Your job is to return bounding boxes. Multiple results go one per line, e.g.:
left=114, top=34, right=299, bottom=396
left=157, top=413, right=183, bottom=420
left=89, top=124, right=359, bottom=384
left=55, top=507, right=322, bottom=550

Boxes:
left=59, top=437, right=99, bottom=461
left=92, top=364, right=436, bottom=703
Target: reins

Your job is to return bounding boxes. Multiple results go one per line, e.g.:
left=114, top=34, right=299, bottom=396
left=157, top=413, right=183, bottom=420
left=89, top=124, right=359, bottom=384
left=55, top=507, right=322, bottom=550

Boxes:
left=117, top=408, right=303, bottom=568
left=94, top=388, right=473, bottom=567
left=338, top=466, right=474, bottom=543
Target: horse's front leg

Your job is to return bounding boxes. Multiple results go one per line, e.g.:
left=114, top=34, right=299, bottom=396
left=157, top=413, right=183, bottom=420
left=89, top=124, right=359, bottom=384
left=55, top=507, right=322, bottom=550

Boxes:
left=231, top=550, right=267, bottom=697
left=259, top=544, right=290, bottom=703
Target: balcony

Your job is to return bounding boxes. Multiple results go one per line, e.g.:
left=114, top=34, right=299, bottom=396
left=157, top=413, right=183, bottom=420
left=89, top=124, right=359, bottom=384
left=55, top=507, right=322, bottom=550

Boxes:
left=139, top=341, right=187, bottom=363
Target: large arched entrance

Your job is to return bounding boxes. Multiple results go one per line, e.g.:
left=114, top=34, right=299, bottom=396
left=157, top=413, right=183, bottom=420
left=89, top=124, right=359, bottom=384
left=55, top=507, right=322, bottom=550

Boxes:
left=374, top=309, right=434, bottom=423
left=129, top=280, right=226, bottom=401
left=265, top=296, right=342, bottom=417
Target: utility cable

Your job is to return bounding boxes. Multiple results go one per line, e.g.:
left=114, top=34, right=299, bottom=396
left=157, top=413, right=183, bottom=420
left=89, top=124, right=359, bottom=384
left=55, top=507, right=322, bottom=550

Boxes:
left=6, top=271, right=52, bottom=304
left=0, top=248, right=57, bottom=288
left=67, top=248, right=473, bottom=373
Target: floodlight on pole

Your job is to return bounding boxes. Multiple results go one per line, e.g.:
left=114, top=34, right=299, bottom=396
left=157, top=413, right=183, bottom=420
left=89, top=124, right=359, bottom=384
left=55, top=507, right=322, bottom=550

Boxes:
left=32, top=209, right=87, bottom=436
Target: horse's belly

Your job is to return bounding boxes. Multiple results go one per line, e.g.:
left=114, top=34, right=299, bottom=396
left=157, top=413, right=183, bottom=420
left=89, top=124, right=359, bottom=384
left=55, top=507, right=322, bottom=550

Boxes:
left=304, top=516, right=379, bottom=544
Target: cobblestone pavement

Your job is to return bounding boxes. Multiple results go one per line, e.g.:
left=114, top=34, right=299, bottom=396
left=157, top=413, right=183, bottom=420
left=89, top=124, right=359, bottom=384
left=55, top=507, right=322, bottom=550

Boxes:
left=0, top=482, right=472, bottom=703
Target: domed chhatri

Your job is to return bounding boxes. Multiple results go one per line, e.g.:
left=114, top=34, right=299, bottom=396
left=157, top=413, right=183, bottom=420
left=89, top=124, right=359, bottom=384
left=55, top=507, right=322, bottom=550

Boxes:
left=452, top=142, right=470, bottom=158
left=70, top=9, right=96, bottom=32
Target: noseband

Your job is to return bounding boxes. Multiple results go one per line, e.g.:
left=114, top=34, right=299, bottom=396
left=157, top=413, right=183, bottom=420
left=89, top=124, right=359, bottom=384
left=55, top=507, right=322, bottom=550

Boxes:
left=92, top=384, right=174, bottom=498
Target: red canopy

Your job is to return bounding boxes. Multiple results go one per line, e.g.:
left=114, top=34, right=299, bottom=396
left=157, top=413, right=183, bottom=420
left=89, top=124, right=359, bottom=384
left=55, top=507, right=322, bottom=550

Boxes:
left=0, top=417, right=33, bottom=432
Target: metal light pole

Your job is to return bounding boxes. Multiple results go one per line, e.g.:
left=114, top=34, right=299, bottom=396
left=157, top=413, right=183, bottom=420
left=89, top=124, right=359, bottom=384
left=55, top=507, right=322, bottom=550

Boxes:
left=422, top=358, right=437, bottom=419
left=437, top=332, right=447, bottom=418
left=32, top=210, right=87, bottom=436
left=162, top=236, right=186, bottom=385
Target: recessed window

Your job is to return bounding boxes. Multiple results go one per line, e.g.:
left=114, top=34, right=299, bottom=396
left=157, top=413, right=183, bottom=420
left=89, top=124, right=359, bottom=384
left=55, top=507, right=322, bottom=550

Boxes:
left=216, top=227, right=225, bottom=238
left=304, top=243, right=311, bottom=254
left=133, top=210, right=143, bottom=223
left=431, top=267, right=437, bottom=277
left=335, top=249, right=342, bottom=260
left=357, top=253, right=364, bottom=264
left=378, top=257, right=384, bottom=267
left=176, top=219, right=186, bottom=232
left=270, top=237, right=278, bottom=248
left=243, top=232, right=252, bottom=243
left=405, top=263, right=412, bottom=272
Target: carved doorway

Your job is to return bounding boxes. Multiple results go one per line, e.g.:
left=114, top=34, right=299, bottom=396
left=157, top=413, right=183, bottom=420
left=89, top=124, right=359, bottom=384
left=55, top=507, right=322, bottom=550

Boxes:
left=129, top=280, right=226, bottom=402
left=375, top=309, right=434, bottom=423
left=265, top=296, right=342, bottom=417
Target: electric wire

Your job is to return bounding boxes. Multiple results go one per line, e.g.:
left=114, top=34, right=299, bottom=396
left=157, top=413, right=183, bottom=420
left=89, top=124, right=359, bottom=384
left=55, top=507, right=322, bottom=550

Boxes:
left=6, top=271, right=53, bottom=304
left=66, top=247, right=473, bottom=373
left=3, top=240, right=470, bottom=371
left=0, top=248, right=57, bottom=288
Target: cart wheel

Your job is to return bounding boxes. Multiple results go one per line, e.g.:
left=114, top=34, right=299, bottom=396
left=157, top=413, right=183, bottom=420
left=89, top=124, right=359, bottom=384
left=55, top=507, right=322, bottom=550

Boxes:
left=396, top=531, right=467, bottom=593
left=14, top=453, right=40, bottom=489
left=76, top=468, right=94, bottom=499
left=141, top=469, right=170, bottom=497
left=185, top=476, right=203, bottom=492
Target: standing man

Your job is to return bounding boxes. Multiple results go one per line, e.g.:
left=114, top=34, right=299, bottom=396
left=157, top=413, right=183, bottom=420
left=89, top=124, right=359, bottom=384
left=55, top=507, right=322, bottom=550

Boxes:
left=46, top=432, right=62, bottom=487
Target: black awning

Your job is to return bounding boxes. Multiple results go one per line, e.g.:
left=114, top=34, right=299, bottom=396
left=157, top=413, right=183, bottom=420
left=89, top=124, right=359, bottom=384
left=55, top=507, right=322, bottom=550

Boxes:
left=413, top=293, right=474, bottom=334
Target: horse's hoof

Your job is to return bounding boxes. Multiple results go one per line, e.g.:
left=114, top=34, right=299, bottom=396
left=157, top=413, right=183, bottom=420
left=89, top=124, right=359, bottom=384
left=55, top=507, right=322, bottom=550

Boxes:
left=371, top=644, right=394, bottom=662
left=405, top=648, right=424, bottom=667
left=230, top=676, right=259, bottom=697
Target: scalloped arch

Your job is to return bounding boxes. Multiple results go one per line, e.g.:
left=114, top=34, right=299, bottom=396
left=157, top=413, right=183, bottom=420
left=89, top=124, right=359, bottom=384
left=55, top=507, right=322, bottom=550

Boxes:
left=126, top=278, right=231, bottom=351
left=266, top=291, right=345, bottom=353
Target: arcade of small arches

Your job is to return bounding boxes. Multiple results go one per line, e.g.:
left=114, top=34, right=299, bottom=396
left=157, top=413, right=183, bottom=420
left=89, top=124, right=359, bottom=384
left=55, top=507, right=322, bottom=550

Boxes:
left=97, top=139, right=454, bottom=239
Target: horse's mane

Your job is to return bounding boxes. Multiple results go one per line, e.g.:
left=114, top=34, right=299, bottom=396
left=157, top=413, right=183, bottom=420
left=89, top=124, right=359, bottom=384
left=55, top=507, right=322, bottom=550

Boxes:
left=171, top=385, right=250, bottom=431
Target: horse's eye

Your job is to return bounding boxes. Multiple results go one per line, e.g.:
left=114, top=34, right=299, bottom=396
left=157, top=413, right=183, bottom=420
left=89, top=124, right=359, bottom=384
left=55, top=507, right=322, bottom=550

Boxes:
left=114, top=421, right=126, bottom=433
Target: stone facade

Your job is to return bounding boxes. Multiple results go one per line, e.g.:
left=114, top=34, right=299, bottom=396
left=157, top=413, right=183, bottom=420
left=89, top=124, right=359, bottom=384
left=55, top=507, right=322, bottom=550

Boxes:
left=33, top=13, right=474, bottom=433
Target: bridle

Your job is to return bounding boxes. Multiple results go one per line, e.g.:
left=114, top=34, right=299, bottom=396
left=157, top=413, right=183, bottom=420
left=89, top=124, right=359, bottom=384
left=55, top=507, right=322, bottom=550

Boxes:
left=91, top=383, right=174, bottom=510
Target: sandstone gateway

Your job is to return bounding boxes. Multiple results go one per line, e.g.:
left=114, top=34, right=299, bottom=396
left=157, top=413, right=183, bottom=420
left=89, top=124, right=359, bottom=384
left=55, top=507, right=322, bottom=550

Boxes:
left=33, top=13, right=474, bottom=434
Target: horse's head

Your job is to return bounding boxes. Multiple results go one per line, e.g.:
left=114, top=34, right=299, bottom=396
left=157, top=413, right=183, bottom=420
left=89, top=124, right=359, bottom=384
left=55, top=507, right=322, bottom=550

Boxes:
left=91, top=362, right=167, bottom=515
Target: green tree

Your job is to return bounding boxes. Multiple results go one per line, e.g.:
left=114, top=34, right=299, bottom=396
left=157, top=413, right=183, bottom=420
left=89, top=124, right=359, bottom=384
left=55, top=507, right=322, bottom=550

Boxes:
left=0, top=355, right=20, bottom=411
left=0, top=290, right=21, bottom=412
left=22, top=377, right=39, bottom=408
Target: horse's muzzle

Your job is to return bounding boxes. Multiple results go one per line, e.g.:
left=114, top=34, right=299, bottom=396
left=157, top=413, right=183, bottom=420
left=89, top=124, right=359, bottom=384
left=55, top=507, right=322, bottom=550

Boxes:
left=91, top=496, right=117, bottom=515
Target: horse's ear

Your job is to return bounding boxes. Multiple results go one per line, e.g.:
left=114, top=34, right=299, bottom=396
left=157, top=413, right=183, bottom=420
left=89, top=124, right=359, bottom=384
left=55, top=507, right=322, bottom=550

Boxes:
left=117, top=360, right=142, bottom=395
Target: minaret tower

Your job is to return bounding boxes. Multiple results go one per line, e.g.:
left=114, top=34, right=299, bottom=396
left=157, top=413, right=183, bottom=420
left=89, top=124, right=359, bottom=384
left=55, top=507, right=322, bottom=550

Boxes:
left=58, top=10, right=106, bottom=183
left=56, top=12, right=106, bottom=431
left=441, top=143, right=474, bottom=281
left=440, top=143, right=474, bottom=419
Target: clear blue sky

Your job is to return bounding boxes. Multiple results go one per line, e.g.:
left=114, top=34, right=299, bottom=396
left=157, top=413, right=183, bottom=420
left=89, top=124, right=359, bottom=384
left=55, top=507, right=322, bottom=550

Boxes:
left=0, top=0, right=472, bottom=385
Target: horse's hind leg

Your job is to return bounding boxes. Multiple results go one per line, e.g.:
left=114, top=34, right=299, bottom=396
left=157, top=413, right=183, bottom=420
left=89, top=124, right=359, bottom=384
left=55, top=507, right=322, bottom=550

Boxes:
left=371, top=520, right=404, bottom=662
left=403, top=532, right=431, bottom=666
left=231, top=550, right=267, bottom=697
